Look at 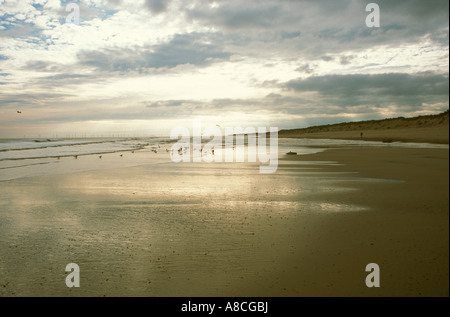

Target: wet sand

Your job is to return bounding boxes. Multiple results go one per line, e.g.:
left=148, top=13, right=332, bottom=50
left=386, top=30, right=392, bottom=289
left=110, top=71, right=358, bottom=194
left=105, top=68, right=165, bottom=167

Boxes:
left=282, top=147, right=449, bottom=296
left=0, top=146, right=448, bottom=297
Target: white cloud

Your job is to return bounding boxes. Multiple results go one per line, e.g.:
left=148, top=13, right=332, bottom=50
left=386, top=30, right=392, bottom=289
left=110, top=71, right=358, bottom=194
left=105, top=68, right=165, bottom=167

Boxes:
left=0, top=0, right=448, bottom=137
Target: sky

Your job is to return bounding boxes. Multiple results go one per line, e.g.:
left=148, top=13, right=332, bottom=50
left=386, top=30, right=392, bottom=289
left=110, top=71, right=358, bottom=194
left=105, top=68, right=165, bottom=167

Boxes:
left=0, top=0, right=448, bottom=138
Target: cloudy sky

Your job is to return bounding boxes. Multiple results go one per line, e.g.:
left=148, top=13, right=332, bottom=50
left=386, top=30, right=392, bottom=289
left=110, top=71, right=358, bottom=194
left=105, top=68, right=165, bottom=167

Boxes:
left=0, top=0, right=448, bottom=137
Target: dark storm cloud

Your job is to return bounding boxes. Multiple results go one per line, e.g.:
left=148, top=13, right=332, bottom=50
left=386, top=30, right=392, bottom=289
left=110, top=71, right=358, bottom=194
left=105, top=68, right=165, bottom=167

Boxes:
left=146, top=100, right=189, bottom=108
left=186, top=2, right=286, bottom=30
left=31, top=73, right=94, bottom=90
left=296, top=64, right=315, bottom=74
left=0, top=92, right=73, bottom=108
left=21, top=60, right=70, bottom=73
left=283, top=72, right=449, bottom=112
left=375, top=0, right=448, bottom=22
left=320, top=56, right=334, bottom=62
left=107, top=0, right=123, bottom=6
left=144, top=0, right=171, bottom=14
left=285, top=72, right=449, bottom=97
left=340, top=55, right=356, bottom=65
left=183, top=0, right=448, bottom=60
left=17, top=61, right=99, bottom=90
left=77, top=32, right=231, bottom=71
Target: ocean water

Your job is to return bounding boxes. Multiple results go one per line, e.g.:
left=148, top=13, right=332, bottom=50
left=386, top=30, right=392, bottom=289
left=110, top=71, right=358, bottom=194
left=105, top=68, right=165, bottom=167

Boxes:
left=0, top=138, right=172, bottom=181
left=0, top=137, right=447, bottom=182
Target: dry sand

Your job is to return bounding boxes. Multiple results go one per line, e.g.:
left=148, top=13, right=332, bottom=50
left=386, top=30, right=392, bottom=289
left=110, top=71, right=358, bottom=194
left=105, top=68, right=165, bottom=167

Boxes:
left=280, top=111, right=449, bottom=144
left=280, top=126, right=449, bottom=144
left=0, top=144, right=448, bottom=297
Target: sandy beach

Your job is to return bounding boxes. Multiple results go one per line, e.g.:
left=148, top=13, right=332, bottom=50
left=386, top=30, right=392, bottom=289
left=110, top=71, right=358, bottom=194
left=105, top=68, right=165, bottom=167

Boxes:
left=1, top=0, right=449, bottom=301
left=0, top=139, right=448, bottom=297
left=280, top=126, right=449, bottom=144
left=287, top=146, right=449, bottom=296
left=279, top=111, right=449, bottom=144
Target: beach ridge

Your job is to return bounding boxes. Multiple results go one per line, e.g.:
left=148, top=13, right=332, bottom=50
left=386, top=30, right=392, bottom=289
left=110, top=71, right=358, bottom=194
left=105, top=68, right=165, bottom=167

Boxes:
left=278, top=110, right=449, bottom=144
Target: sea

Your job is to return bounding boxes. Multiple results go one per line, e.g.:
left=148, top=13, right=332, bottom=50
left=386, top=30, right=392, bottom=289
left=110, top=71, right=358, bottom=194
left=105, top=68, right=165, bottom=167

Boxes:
left=0, top=137, right=447, bottom=181
left=0, top=138, right=172, bottom=181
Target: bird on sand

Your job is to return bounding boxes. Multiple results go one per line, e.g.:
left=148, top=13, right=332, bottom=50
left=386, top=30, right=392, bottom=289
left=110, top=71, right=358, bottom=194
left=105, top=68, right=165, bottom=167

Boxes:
left=17, top=111, right=22, bottom=114
left=99, top=155, right=102, bottom=159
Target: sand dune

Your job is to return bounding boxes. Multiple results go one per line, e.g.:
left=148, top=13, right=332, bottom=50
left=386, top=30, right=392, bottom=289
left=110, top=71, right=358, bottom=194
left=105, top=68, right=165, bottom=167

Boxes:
left=279, top=111, right=449, bottom=144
